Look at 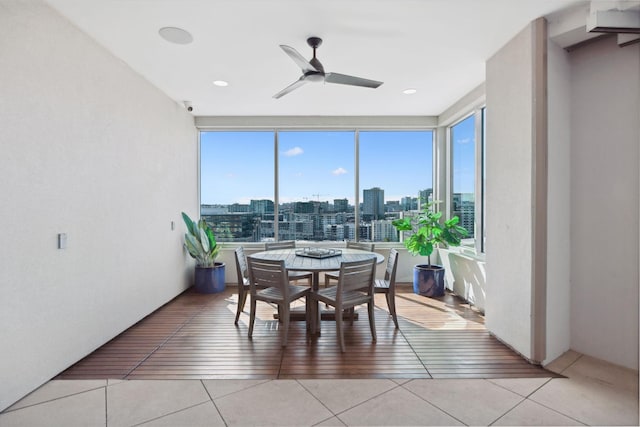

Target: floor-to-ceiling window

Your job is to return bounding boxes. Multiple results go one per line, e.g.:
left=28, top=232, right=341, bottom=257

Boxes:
left=359, top=130, right=433, bottom=242
left=481, top=107, right=486, bottom=253
left=450, top=115, right=476, bottom=240
left=200, top=131, right=274, bottom=242
left=277, top=131, right=355, bottom=242
left=200, top=129, right=434, bottom=243
left=447, top=105, right=487, bottom=253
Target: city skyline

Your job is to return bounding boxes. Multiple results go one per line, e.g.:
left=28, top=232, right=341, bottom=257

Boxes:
left=200, top=129, right=476, bottom=206
left=200, top=185, right=475, bottom=242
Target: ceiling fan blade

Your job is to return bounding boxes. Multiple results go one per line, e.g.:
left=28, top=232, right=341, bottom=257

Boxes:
left=273, top=77, right=308, bottom=99
left=280, top=45, right=318, bottom=73
left=325, top=72, right=383, bottom=88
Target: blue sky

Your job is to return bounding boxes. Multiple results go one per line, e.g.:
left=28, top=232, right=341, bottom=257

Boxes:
left=201, top=127, right=475, bottom=205
left=451, top=115, right=476, bottom=196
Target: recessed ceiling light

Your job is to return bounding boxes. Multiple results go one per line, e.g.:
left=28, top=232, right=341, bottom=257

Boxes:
left=403, top=88, right=417, bottom=95
left=213, top=80, right=229, bottom=87
left=158, top=27, right=193, bottom=45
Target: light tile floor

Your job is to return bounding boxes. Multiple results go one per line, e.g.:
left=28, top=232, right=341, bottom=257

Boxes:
left=1, top=351, right=637, bottom=426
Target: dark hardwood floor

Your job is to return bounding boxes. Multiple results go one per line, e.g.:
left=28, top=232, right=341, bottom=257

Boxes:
left=57, top=284, right=557, bottom=380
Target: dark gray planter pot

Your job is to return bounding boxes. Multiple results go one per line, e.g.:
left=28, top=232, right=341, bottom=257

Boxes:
left=194, top=262, right=225, bottom=294
left=413, top=264, right=445, bottom=297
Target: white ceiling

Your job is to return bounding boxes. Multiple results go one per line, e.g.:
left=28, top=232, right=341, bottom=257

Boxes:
left=45, top=0, right=585, bottom=116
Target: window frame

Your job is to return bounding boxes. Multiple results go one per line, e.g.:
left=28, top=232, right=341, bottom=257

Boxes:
left=197, top=125, right=436, bottom=246
left=443, top=106, right=486, bottom=254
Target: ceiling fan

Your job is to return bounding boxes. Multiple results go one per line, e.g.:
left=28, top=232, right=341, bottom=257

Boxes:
left=273, top=37, right=383, bottom=99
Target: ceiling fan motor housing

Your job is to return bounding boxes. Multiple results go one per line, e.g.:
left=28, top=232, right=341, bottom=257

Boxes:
left=307, top=37, right=323, bottom=48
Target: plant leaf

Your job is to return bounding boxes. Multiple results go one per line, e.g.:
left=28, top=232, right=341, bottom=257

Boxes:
left=392, top=200, right=469, bottom=257
left=184, top=233, right=203, bottom=261
left=445, top=216, right=460, bottom=227
left=205, top=227, right=216, bottom=250
left=392, top=218, right=413, bottom=231
left=455, top=225, right=469, bottom=236
left=419, top=242, right=433, bottom=257
left=199, top=227, right=210, bottom=253
left=182, top=212, right=197, bottom=236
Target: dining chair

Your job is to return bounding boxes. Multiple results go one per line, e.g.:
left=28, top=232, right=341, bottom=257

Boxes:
left=233, top=246, right=251, bottom=325
left=246, top=256, right=311, bottom=347
left=323, top=241, right=375, bottom=288
left=374, top=248, right=400, bottom=329
left=236, top=246, right=284, bottom=325
left=264, top=240, right=313, bottom=286
left=311, top=258, right=377, bottom=352
left=264, top=240, right=296, bottom=250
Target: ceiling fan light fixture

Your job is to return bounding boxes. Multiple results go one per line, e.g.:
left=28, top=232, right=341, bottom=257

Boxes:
left=213, top=80, right=229, bottom=87
left=403, top=88, right=417, bottom=95
left=158, top=27, right=193, bottom=45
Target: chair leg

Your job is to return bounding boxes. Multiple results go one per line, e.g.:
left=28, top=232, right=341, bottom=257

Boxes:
left=368, top=300, right=377, bottom=342
left=323, top=275, right=332, bottom=307
left=336, top=305, right=345, bottom=352
left=235, top=289, right=247, bottom=325
left=387, top=292, right=399, bottom=329
left=305, top=295, right=311, bottom=332
left=248, top=297, right=257, bottom=339
left=281, top=303, right=290, bottom=347
left=314, top=296, right=321, bottom=335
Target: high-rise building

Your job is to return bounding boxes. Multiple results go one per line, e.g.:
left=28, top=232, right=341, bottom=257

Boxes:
left=363, top=187, right=384, bottom=220
left=228, top=203, right=250, bottom=212
left=294, top=201, right=314, bottom=213
left=201, top=204, right=228, bottom=215
left=452, top=193, right=475, bottom=237
left=333, top=198, right=348, bottom=213
left=371, top=220, right=399, bottom=242
left=250, top=199, right=274, bottom=214
left=385, top=200, right=401, bottom=212
left=358, top=223, right=372, bottom=241
left=324, top=224, right=347, bottom=241
left=401, top=196, right=418, bottom=211
left=419, top=188, right=433, bottom=206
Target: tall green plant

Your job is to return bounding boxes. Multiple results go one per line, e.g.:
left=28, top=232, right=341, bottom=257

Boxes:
left=392, top=201, right=468, bottom=266
left=182, top=212, right=220, bottom=267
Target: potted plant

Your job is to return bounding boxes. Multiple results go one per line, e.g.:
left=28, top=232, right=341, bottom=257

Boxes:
left=392, top=201, right=468, bottom=297
left=182, top=212, right=225, bottom=293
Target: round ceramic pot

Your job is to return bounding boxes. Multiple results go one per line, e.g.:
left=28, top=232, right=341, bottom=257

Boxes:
left=194, top=262, right=226, bottom=294
left=413, top=264, right=445, bottom=297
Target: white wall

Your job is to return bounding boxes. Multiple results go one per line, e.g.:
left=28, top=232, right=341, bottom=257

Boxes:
left=568, top=36, right=639, bottom=370
left=0, top=1, right=198, bottom=410
left=544, top=38, right=572, bottom=364
left=485, top=21, right=539, bottom=360
left=440, top=248, right=487, bottom=313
